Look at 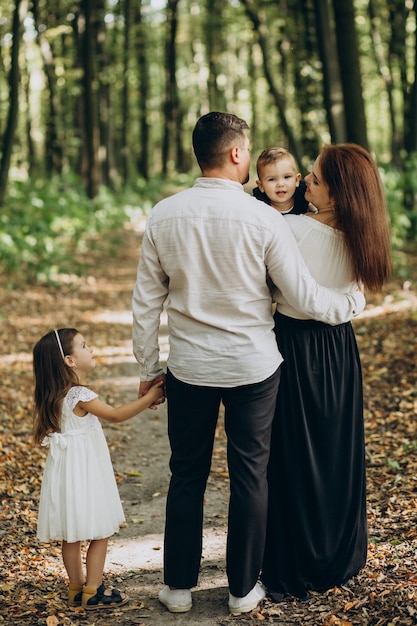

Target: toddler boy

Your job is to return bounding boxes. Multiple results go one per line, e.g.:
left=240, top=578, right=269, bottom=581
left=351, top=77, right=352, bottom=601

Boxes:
left=254, top=147, right=312, bottom=214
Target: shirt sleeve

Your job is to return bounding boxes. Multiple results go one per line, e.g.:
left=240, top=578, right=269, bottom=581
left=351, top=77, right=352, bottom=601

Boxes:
left=132, top=222, right=168, bottom=381
left=266, top=214, right=365, bottom=325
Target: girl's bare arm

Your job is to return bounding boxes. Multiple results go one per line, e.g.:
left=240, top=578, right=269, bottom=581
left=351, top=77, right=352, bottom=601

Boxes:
left=77, top=381, right=164, bottom=423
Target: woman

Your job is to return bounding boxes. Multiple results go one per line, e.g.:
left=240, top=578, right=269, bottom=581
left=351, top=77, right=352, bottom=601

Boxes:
left=261, top=144, right=392, bottom=601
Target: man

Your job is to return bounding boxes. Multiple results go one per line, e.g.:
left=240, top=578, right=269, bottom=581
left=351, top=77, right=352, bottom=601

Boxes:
left=132, top=112, right=364, bottom=615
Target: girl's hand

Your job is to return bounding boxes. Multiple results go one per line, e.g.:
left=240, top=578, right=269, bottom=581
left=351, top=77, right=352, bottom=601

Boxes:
left=139, top=374, right=166, bottom=409
left=147, top=380, right=165, bottom=405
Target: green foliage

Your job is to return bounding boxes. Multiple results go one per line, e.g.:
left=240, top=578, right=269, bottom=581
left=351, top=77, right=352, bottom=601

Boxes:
left=0, top=175, right=130, bottom=285
left=379, top=154, right=417, bottom=276
left=0, top=173, right=194, bottom=286
left=380, top=167, right=412, bottom=246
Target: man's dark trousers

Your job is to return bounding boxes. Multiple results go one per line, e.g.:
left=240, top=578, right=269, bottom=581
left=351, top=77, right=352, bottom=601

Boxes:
left=163, top=366, right=281, bottom=597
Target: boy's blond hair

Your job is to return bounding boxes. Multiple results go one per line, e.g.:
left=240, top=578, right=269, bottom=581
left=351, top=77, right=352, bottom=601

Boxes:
left=256, top=147, right=297, bottom=178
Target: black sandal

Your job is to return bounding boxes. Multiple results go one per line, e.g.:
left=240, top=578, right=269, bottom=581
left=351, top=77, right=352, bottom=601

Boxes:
left=82, top=583, right=129, bottom=610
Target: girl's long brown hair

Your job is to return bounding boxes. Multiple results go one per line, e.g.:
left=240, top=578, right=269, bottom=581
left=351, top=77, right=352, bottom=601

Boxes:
left=319, top=143, right=392, bottom=292
left=33, top=328, right=80, bottom=444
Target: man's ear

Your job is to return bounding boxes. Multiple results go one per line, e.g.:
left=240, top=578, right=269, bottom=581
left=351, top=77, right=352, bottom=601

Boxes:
left=230, top=145, right=240, bottom=164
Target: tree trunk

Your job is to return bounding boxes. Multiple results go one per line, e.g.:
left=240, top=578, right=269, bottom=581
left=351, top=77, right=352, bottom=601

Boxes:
left=23, top=73, right=36, bottom=175
left=96, top=0, right=116, bottom=188
left=290, top=0, right=321, bottom=160
left=162, top=0, right=186, bottom=175
left=79, top=0, right=99, bottom=199
left=135, top=0, right=150, bottom=180
left=405, top=24, right=417, bottom=155
left=404, top=2, right=417, bottom=155
left=0, top=0, right=23, bottom=206
left=205, top=0, right=227, bottom=111
left=314, top=0, right=346, bottom=143
left=32, top=0, right=63, bottom=174
left=121, top=0, right=131, bottom=183
left=332, top=0, right=369, bottom=149
left=369, top=0, right=404, bottom=163
left=403, top=2, right=417, bottom=235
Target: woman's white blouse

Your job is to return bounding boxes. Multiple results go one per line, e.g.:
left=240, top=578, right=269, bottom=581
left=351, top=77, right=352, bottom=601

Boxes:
left=274, top=214, right=357, bottom=320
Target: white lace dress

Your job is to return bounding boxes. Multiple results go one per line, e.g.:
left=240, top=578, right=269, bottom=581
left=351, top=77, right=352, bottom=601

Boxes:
left=37, top=386, right=125, bottom=543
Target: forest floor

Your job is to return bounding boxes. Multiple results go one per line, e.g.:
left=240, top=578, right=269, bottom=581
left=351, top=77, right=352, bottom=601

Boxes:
left=1, top=222, right=417, bottom=626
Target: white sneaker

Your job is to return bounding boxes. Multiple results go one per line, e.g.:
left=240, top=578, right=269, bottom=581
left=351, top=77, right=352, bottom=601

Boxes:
left=229, top=582, right=266, bottom=615
left=158, top=585, right=192, bottom=613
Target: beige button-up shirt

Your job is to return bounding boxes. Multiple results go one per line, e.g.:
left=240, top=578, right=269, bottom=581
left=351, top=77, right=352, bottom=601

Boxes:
left=132, top=178, right=364, bottom=387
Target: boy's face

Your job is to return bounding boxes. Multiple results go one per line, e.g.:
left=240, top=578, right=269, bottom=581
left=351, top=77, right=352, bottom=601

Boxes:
left=256, top=157, right=301, bottom=212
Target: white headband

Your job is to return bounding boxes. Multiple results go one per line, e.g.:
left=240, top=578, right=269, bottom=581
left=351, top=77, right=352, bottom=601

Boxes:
left=54, top=329, right=65, bottom=360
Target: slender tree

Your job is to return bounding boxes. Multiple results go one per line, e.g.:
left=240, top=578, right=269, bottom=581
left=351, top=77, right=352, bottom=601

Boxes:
left=22, top=67, right=35, bottom=174
left=121, top=0, right=131, bottom=183
left=332, top=0, right=369, bottom=149
left=79, top=0, right=100, bottom=198
left=204, top=0, right=227, bottom=111
left=313, top=0, right=346, bottom=143
left=0, top=0, right=23, bottom=205
left=402, top=1, right=417, bottom=233
left=95, top=0, right=116, bottom=188
left=135, top=0, right=150, bottom=180
left=368, top=0, right=399, bottom=159
left=287, top=0, right=322, bottom=160
left=161, top=0, right=185, bottom=175
left=404, top=1, right=417, bottom=155
left=31, top=0, right=63, bottom=174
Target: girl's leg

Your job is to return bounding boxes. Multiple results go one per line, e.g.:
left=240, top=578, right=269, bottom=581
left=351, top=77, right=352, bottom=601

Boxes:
left=82, top=538, right=128, bottom=609
left=62, top=541, right=84, bottom=585
left=85, top=538, right=108, bottom=588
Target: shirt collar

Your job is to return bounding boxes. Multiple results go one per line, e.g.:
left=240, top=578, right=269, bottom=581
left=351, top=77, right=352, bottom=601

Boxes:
left=193, top=177, right=244, bottom=192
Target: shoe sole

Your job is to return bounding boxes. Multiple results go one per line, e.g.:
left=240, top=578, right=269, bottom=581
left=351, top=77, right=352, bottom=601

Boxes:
left=84, top=597, right=129, bottom=610
left=230, top=605, right=259, bottom=616
left=229, top=596, right=264, bottom=615
left=159, top=600, right=192, bottom=613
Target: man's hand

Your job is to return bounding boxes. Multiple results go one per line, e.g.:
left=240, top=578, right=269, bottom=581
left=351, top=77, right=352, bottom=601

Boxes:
left=138, top=373, right=166, bottom=409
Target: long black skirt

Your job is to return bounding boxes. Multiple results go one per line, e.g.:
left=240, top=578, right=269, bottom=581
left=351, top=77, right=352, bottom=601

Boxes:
left=261, top=312, right=368, bottom=599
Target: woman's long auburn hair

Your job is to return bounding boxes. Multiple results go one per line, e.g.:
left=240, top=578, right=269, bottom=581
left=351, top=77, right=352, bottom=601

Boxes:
left=33, top=328, right=80, bottom=444
left=319, top=143, right=392, bottom=292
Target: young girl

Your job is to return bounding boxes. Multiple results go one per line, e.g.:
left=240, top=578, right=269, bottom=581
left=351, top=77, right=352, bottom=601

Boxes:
left=33, top=328, right=164, bottom=610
